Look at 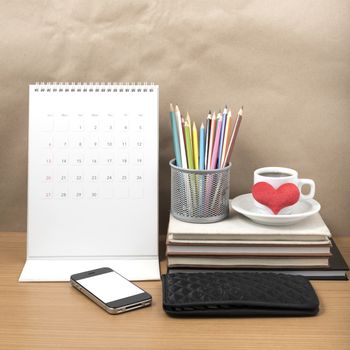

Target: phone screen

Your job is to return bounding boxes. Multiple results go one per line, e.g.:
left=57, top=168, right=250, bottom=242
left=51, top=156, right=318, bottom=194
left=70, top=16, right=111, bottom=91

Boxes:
left=77, top=271, right=144, bottom=303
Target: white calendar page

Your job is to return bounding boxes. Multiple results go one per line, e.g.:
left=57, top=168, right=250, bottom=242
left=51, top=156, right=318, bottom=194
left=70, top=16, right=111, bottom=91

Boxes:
left=20, top=83, right=159, bottom=281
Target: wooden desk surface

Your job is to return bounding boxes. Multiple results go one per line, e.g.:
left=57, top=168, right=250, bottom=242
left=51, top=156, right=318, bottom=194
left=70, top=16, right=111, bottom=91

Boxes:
left=0, top=233, right=349, bottom=350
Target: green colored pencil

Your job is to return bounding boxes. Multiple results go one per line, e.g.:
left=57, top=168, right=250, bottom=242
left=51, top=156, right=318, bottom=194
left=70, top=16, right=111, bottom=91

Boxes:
left=184, top=121, right=194, bottom=169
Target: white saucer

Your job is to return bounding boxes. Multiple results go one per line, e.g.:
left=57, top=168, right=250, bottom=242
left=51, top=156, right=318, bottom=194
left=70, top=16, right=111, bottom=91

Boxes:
left=231, top=194, right=321, bottom=226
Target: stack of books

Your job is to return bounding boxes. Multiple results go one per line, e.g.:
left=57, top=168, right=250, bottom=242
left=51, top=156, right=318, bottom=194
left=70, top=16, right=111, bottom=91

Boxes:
left=166, top=208, right=349, bottom=280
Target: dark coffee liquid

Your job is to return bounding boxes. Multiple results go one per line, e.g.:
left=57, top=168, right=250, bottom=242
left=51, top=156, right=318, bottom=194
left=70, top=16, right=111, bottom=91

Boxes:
left=259, top=172, right=291, bottom=178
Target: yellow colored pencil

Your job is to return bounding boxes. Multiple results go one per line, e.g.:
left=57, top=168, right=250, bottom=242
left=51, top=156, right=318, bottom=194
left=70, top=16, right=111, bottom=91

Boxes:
left=220, top=109, right=232, bottom=168
left=184, top=121, right=194, bottom=169
left=192, top=121, right=199, bottom=169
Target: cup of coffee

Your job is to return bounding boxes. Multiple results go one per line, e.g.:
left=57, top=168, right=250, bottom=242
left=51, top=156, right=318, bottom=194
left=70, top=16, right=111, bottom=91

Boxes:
left=252, top=167, right=315, bottom=215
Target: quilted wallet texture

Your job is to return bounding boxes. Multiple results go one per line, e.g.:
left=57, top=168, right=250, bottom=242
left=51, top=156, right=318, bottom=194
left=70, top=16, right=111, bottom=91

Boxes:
left=162, top=272, right=319, bottom=317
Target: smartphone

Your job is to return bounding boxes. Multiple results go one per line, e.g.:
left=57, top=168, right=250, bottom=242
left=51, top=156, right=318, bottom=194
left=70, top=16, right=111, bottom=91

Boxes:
left=70, top=267, right=152, bottom=314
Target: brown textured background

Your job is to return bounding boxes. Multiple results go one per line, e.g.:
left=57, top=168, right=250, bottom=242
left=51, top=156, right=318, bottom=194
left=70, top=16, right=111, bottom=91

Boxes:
left=0, top=1, right=349, bottom=240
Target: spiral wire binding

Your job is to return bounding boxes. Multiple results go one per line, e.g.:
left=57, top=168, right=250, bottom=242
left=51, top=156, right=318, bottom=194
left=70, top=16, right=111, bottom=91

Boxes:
left=33, top=82, right=156, bottom=93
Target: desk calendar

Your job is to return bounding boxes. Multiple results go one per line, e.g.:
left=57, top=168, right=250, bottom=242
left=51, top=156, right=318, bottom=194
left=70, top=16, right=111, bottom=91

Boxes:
left=19, top=83, right=160, bottom=282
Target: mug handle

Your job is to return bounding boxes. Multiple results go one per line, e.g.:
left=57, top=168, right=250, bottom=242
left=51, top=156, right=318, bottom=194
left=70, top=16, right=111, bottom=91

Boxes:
left=297, top=179, right=315, bottom=200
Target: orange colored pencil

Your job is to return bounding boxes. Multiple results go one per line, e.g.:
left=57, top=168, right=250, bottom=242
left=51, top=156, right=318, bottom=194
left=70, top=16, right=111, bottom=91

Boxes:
left=222, top=107, right=243, bottom=167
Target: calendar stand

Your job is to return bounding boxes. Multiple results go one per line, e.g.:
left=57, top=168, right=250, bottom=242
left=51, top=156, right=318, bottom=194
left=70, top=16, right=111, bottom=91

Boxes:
left=20, top=83, right=160, bottom=282
left=20, top=258, right=160, bottom=282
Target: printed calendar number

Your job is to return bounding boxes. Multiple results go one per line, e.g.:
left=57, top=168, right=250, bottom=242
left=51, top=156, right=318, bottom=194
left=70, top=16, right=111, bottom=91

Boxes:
left=42, top=185, right=53, bottom=199
left=89, top=190, right=99, bottom=199
left=44, top=174, right=53, bottom=182
left=102, top=119, right=114, bottom=132
left=118, top=137, right=129, bottom=148
left=71, top=135, right=84, bottom=148
left=75, top=158, right=83, bottom=165
left=70, top=169, right=83, bottom=182
left=120, top=118, right=129, bottom=133
left=101, top=169, right=114, bottom=182
left=131, top=169, right=143, bottom=183
left=86, top=152, right=99, bottom=165
left=40, top=135, right=53, bottom=148
left=132, top=152, right=144, bottom=165
left=56, top=152, right=69, bottom=165
left=136, top=121, right=143, bottom=132
left=118, top=152, right=129, bottom=165
left=117, top=169, right=129, bottom=182
left=72, top=119, right=84, bottom=131
left=71, top=187, right=83, bottom=199
left=42, top=153, right=53, bottom=165
left=105, top=140, right=114, bottom=148
left=55, top=169, right=68, bottom=182
left=86, top=134, right=99, bottom=148
left=54, top=135, right=69, bottom=148
left=54, top=186, right=68, bottom=199
left=87, top=118, right=99, bottom=132
left=86, top=168, right=100, bottom=182
left=71, top=152, right=84, bottom=166
left=136, top=140, right=143, bottom=148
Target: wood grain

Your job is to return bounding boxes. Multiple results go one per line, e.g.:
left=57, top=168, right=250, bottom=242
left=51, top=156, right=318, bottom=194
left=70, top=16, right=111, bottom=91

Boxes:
left=0, top=233, right=349, bottom=350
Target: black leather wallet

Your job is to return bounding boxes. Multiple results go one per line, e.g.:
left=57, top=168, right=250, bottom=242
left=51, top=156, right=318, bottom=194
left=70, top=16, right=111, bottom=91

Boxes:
left=162, top=272, right=319, bottom=317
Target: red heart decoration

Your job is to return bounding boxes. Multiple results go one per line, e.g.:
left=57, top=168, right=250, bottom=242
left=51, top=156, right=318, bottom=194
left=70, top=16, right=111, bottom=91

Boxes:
left=252, top=182, right=300, bottom=215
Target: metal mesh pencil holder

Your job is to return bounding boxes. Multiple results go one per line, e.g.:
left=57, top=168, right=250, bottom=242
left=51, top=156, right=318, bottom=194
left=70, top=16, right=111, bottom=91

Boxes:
left=170, top=159, right=231, bottom=223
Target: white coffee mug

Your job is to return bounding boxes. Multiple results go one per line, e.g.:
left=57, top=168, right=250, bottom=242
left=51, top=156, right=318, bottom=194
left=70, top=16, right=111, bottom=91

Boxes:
left=253, top=167, right=315, bottom=215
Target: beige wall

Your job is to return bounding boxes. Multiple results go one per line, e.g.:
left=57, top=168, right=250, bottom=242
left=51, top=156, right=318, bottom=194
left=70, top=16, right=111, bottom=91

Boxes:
left=0, top=0, right=349, bottom=238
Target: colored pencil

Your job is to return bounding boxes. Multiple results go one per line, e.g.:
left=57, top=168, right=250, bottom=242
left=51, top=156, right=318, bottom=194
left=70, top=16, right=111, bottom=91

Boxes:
left=199, top=123, right=205, bottom=170
left=186, top=112, right=192, bottom=133
left=220, top=109, right=232, bottom=168
left=217, top=106, right=228, bottom=168
left=222, top=107, right=243, bottom=167
left=186, top=112, right=193, bottom=152
left=210, top=113, right=223, bottom=169
left=207, top=112, right=216, bottom=169
left=175, top=105, right=187, bottom=169
left=184, top=121, right=194, bottom=169
left=204, top=111, right=211, bottom=170
left=192, top=122, right=199, bottom=169
left=181, top=116, right=185, bottom=145
left=169, top=103, right=182, bottom=167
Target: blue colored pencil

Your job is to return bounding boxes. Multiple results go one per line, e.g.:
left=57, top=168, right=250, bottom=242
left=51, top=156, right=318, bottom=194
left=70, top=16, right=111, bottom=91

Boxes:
left=169, top=103, right=182, bottom=167
left=199, top=123, right=205, bottom=170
